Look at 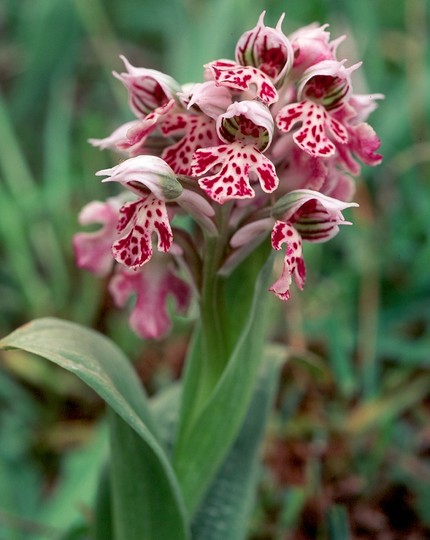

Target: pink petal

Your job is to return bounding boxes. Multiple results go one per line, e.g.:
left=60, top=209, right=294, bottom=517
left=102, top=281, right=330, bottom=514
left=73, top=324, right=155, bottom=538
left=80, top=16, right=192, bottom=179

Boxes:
left=206, top=60, right=278, bottom=105
left=230, top=218, right=273, bottom=248
left=276, top=100, right=348, bottom=157
left=320, top=163, right=355, bottom=201
left=88, top=120, right=140, bottom=152
left=113, top=194, right=173, bottom=269
left=269, top=221, right=306, bottom=300
left=289, top=23, right=342, bottom=75
left=179, top=80, right=232, bottom=120
left=73, top=199, right=120, bottom=276
left=117, top=99, right=176, bottom=156
left=176, top=189, right=217, bottom=236
left=334, top=121, right=382, bottom=174
left=192, top=142, right=279, bottom=204
left=161, top=113, right=219, bottom=175
left=348, top=122, right=382, bottom=166
left=113, top=55, right=180, bottom=117
left=271, top=135, right=329, bottom=192
left=109, top=261, right=191, bottom=339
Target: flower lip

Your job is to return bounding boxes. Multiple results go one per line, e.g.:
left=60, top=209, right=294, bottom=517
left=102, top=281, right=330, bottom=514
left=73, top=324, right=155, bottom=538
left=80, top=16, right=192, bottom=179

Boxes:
left=216, top=100, right=274, bottom=151
left=235, top=11, right=294, bottom=83
left=205, top=60, right=278, bottom=105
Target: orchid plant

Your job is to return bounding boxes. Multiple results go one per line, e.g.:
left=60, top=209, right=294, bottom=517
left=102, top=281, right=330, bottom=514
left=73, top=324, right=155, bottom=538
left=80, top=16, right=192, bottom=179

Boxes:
left=0, top=12, right=382, bottom=539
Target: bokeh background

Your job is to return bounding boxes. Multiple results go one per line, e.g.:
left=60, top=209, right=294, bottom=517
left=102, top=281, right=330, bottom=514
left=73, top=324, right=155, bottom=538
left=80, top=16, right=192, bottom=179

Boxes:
left=0, top=0, right=429, bottom=538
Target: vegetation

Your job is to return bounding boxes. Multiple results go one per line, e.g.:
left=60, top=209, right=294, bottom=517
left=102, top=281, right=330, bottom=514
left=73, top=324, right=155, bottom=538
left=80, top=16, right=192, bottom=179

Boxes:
left=0, top=0, right=429, bottom=538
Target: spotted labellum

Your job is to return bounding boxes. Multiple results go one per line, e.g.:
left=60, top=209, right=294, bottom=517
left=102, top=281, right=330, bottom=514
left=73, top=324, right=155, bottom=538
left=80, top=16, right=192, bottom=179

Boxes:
left=75, top=11, right=382, bottom=339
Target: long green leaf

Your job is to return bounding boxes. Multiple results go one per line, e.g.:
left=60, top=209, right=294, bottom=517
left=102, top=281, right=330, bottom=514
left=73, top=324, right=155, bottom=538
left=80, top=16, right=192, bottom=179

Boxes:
left=174, top=255, right=274, bottom=515
left=0, top=318, right=189, bottom=540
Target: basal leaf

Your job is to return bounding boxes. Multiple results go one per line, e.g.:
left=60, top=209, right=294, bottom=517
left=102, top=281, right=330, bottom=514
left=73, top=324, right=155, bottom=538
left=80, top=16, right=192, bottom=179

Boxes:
left=0, top=318, right=189, bottom=540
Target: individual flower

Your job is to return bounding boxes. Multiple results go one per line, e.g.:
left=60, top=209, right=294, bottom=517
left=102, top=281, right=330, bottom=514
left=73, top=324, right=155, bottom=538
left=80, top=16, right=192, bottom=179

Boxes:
left=331, top=101, right=382, bottom=174
left=116, top=99, right=177, bottom=156
left=113, top=55, right=181, bottom=117
left=97, top=155, right=183, bottom=201
left=231, top=190, right=357, bottom=298
left=235, top=11, right=293, bottom=83
left=109, top=257, right=191, bottom=339
left=276, top=60, right=359, bottom=157
left=192, top=100, right=279, bottom=204
left=272, top=189, right=358, bottom=242
left=96, top=156, right=182, bottom=269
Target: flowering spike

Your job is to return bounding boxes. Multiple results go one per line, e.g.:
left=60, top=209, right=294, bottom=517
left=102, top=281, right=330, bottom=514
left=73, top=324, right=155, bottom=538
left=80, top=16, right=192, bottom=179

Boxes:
left=192, top=142, right=279, bottom=204
left=79, top=14, right=383, bottom=336
left=206, top=60, right=278, bottom=104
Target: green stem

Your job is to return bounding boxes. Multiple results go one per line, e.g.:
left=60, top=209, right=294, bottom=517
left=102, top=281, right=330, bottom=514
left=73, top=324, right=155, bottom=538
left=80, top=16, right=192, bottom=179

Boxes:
left=198, top=204, right=231, bottom=397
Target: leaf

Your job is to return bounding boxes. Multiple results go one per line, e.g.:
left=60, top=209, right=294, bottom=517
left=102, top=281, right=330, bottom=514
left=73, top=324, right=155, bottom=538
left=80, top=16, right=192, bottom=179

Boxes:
left=92, top=466, right=113, bottom=540
left=173, top=255, right=275, bottom=515
left=191, top=351, right=282, bottom=540
left=0, top=318, right=189, bottom=540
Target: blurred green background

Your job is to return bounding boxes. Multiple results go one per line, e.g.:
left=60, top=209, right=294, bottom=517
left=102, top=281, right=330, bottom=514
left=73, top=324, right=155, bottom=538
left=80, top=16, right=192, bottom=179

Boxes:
left=0, top=0, right=429, bottom=538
